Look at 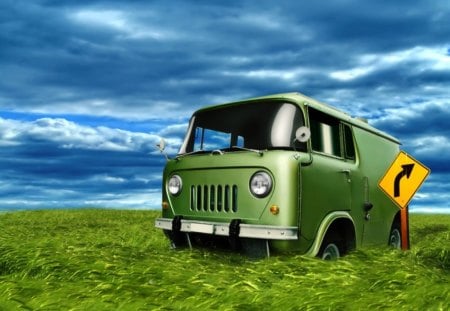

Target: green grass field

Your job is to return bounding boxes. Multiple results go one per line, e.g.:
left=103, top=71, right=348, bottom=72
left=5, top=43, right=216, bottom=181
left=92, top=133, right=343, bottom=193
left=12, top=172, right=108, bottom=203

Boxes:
left=0, top=209, right=449, bottom=310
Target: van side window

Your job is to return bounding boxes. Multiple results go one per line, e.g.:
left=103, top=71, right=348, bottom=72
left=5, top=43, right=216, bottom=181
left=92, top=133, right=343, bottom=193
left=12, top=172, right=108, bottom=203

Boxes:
left=343, top=124, right=355, bottom=160
left=309, top=108, right=341, bottom=157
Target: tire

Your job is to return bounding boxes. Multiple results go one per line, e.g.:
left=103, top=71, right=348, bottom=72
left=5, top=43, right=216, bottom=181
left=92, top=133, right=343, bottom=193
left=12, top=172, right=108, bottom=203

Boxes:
left=389, top=223, right=401, bottom=249
left=319, top=233, right=342, bottom=260
left=321, top=242, right=340, bottom=260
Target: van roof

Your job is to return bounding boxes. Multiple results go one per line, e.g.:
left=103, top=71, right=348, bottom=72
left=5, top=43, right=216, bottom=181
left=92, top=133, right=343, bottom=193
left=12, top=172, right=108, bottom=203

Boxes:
left=196, top=92, right=401, bottom=145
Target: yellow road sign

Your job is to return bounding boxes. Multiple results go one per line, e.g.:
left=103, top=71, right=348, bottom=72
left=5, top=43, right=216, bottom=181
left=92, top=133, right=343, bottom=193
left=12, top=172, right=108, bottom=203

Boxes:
left=379, top=151, right=430, bottom=209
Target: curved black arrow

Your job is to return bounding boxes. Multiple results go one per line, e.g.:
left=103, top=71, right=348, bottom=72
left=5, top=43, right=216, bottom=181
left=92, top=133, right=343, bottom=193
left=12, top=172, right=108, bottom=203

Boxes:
left=394, top=163, right=415, bottom=197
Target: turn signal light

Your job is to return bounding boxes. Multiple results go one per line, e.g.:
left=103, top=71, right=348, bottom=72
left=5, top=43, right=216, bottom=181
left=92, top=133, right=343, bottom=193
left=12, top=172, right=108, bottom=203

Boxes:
left=270, top=205, right=280, bottom=215
left=162, top=201, right=169, bottom=210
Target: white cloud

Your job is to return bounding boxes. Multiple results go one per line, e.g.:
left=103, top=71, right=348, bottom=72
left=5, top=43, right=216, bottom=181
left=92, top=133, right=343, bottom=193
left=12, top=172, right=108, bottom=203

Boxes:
left=158, top=123, right=187, bottom=137
left=0, top=118, right=22, bottom=146
left=69, top=9, right=175, bottom=40
left=373, top=100, right=449, bottom=125
left=71, top=10, right=127, bottom=31
left=0, top=117, right=160, bottom=152
left=102, top=175, right=127, bottom=184
left=379, top=46, right=450, bottom=71
left=222, top=67, right=313, bottom=82
left=330, top=46, right=450, bottom=81
left=408, top=135, right=450, bottom=157
left=329, top=67, right=373, bottom=81
left=21, top=98, right=188, bottom=121
left=236, top=13, right=282, bottom=30
left=411, top=206, right=450, bottom=214
left=83, top=191, right=160, bottom=209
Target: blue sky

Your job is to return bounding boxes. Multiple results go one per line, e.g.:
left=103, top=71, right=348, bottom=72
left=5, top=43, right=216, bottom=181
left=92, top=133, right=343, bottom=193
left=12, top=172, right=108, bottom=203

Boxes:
left=0, top=0, right=449, bottom=213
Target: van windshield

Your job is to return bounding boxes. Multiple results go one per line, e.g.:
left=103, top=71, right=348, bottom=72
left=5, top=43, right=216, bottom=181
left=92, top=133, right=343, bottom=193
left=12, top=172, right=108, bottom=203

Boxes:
left=179, top=101, right=305, bottom=154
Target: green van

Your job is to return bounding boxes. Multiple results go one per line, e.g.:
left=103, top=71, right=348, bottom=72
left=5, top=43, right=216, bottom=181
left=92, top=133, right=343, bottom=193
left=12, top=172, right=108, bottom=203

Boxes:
left=155, top=92, right=405, bottom=259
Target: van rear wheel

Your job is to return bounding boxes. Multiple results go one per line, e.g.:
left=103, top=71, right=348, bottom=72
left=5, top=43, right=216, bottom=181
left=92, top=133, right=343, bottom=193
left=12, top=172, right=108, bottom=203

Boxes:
left=389, top=223, right=401, bottom=249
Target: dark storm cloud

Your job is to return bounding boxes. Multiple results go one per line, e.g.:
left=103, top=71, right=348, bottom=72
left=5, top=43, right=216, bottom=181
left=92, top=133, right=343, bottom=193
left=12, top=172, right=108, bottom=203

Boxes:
left=369, top=100, right=450, bottom=175
left=2, top=0, right=447, bottom=118
left=373, top=102, right=450, bottom=138
left=0, top=0, right=449, bottom=211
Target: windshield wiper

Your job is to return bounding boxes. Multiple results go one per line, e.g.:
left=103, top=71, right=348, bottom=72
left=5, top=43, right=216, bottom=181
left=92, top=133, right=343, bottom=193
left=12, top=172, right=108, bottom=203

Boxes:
left=177, top=146, right=264, bottom=159
left=230, top=146, right=264, bottom=156
left=175, top=150, right=209, bottom=159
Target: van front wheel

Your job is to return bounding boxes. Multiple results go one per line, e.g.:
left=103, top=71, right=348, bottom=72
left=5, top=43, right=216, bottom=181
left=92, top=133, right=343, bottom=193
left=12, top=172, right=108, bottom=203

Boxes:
left=319, top=233, right=342, bottom=260
left=321, top=242, right=340, bottom=260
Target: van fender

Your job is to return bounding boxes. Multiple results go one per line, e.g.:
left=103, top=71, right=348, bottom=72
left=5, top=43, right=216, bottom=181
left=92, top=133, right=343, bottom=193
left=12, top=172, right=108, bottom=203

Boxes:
left=304, top=211, right=355, bottom=257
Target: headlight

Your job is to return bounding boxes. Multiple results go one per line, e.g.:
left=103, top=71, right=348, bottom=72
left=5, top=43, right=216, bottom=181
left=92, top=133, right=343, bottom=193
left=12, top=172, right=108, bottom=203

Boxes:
left=249, top=171, right=272, bottom=198
left=168, top=175, right=182, bottom=196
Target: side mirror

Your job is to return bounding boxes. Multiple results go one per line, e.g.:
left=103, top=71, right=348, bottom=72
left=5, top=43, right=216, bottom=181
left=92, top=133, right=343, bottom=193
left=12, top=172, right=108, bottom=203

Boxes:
left=156, top=138, right=169, bottom=161
left=156, top=138, right=166, bottom=152
left=295, top=126, right=313, bottom=165
left=295, top=126, right=311, bottom=143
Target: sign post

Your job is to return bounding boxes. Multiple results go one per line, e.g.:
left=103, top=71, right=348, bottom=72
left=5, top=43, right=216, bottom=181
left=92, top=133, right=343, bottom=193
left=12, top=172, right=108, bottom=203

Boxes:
left=379, top=151, right=430, bottom=250
left=400, top=207, right=409, bottom=250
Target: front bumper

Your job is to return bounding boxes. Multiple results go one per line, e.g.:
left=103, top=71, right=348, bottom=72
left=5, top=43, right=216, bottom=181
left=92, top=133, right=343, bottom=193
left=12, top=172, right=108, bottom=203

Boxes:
left=155, top=218, right=298, bottom=240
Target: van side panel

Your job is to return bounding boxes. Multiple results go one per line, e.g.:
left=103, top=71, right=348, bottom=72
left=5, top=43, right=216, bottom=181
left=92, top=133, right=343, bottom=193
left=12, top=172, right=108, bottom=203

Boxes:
left=352, top=126, right=400, bottom=245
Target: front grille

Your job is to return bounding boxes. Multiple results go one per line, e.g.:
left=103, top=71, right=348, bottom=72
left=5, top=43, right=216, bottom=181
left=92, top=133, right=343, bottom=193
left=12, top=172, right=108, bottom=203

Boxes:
left=190, top=184, right=238, bottom=213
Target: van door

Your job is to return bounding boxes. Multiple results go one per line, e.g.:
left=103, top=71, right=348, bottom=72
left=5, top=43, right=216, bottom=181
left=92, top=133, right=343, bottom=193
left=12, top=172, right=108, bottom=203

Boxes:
left=300, top=156, right=353, bottom=241
left=299, top=109, right=354, bottom=241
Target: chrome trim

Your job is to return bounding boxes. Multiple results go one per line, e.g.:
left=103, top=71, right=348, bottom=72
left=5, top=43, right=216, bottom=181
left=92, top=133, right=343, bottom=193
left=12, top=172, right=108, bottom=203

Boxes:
left=155, top=218, right=298, bottom=240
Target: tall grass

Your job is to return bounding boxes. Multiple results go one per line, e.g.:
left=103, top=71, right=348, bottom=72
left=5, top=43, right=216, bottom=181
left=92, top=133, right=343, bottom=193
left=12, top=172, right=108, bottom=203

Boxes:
left=0, top=209, right=448, bottom=310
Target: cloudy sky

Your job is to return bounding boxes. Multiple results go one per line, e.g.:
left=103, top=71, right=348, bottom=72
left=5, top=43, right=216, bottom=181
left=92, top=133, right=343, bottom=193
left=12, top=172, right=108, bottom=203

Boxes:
left=1, top=0, right=449, bottom=213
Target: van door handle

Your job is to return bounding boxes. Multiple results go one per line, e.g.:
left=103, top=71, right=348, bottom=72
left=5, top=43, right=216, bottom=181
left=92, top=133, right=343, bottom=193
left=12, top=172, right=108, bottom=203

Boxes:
left=340, top=169, right=351, bottom=182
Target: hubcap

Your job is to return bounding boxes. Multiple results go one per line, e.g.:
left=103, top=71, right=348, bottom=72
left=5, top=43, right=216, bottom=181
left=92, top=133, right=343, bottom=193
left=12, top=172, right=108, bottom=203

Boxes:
left=389, top=228, right=401, bottom=249
left=322, top=243, right=340, bottom=260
